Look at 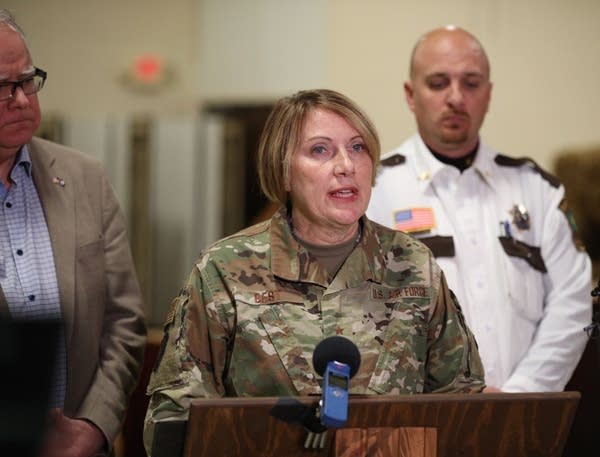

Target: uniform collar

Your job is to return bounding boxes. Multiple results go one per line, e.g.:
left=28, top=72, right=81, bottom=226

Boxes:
left=412, top=133, right=497, bottom=188
left=412, top=134, right=447, bottom=185
left=269, top=207, right=385, bottom=287
left=469, top=143, right=497, bottom=187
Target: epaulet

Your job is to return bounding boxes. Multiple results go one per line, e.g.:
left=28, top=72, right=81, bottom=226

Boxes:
left=380, top=153, right=406, bottom=167
left=494, top=154, right=560, bottom=188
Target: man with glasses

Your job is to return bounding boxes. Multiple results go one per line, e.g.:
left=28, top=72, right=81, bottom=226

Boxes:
left=0, top=9, right=146, bottom=457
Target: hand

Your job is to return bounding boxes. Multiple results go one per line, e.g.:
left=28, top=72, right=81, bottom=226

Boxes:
left=39, top=409, right=106, bottom=457
left=483, top=385, right=503, bottom=393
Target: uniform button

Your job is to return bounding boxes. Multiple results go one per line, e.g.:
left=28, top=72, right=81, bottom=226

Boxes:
left=16, top=249, right=23, bottom=256
left=28, top=294, right=35, bottom=302
left=5, top=202, right=12, bottom=208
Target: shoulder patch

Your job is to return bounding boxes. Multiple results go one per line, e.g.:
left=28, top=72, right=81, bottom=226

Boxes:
left=380, top=154, right=406, bottom=167
left=558, top=198, right=587, bottom=252
left=494, top=154, right=560, bottom=188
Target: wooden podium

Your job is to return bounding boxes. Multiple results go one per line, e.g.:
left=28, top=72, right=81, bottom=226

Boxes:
left=160, top=392, right=581, bottom=457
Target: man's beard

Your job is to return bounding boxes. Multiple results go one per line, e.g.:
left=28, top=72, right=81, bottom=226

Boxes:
left=437, top=112, right=470, bottom=145
left=439, top=127, right=469, bottom=145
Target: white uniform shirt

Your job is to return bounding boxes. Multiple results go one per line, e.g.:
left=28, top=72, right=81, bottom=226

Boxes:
left=367, top=134, right=592, bottom=392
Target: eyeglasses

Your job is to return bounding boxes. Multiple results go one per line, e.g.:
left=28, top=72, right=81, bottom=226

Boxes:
left=0, top=67, right=47, bottom=102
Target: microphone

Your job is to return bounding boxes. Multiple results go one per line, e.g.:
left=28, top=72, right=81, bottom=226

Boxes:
left=312, top=336, right=361, bottom=428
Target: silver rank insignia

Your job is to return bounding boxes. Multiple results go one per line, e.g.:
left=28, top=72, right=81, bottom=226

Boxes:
left=511, top=204, right=530, bottom=230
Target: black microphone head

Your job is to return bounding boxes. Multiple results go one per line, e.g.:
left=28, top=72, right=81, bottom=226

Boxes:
left=312, top=336, right=361, bottom=379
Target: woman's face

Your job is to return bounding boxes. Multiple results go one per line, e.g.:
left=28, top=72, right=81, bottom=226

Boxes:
left=286, top=108, right=373, bottom=244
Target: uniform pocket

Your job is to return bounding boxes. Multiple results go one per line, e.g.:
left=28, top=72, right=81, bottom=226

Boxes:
left=498, top=238, right=545, bottom=323
left=231, top=293, right=322, bottom=396
left=418, top=235, right=455, bottom=258
left=365, top=285, right=429, bottom=395
left=498, top=236, right=547, bottom=272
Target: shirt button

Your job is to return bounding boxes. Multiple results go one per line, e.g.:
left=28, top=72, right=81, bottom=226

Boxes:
left=5, top=202, right=12, bottom=208
left=16, top=249, right=23, bottom=256
left=28, top=295, right=35, bottom=302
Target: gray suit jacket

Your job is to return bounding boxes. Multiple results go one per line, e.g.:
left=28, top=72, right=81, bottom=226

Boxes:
left=0, top=137, right=146, bottom=445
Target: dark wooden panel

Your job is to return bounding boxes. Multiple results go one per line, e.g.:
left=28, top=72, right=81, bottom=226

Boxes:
left=334, top=427, right=436, bottom=457
left=184, top=392, right=579, bottom=457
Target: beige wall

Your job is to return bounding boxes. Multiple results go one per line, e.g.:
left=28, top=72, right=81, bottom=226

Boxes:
left=4, top=0, right=599, bottom=323
left=197, top=0, right=327, bottom=101
left=327, top=0, right=600, bottom=169
left=4, top=0, right=200, bottom=116
left=4, top=0, right=599, bottom=169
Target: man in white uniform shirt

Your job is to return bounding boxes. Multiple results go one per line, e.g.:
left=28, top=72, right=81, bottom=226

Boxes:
left=367, top=26, right=592, bottom=392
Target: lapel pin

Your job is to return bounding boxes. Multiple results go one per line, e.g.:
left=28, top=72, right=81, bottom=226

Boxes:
left=52, top=177, right=65, bottom=187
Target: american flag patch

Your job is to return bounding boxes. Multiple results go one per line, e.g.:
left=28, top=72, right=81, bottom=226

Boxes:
left=393, top=207, right=435, bottom=233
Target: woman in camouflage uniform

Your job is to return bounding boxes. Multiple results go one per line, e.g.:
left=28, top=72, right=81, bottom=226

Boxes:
left=143, top=89, right=484, bottom=454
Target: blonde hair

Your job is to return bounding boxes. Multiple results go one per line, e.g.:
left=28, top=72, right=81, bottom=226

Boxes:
left=258, top=89, right=380, bottom=205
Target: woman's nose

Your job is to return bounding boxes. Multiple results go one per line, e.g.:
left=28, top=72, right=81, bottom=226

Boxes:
left=333, top=149, right=355, bottom=176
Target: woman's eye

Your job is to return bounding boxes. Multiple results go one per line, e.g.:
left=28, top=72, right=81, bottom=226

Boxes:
left=312, top=145, right=326, bottom=155
left=351, top=143, right=365, bottom=153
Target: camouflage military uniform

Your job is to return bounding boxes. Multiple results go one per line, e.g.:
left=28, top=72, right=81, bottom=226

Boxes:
left=143, top=207, right=484, bottom=452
